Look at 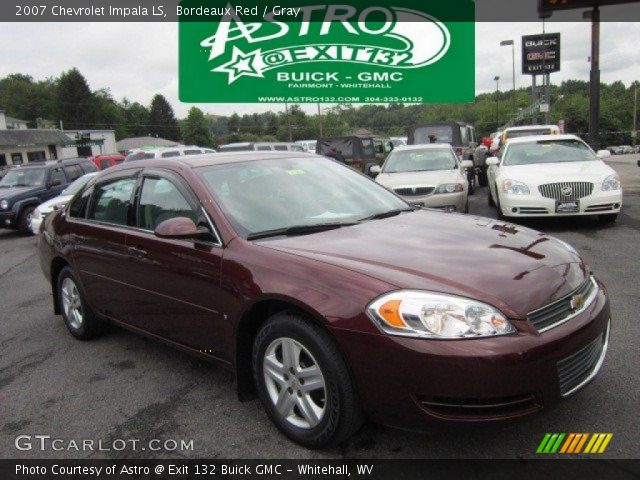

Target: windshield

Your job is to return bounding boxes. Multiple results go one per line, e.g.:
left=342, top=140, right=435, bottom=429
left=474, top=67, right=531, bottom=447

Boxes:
left=412, top=126, right=454, bottom=144
left=383, top=148, right=458, bottom=173
left=504, top=140, right=597, bottom=166
left=0, top=168, right=46, bottom=188
left=197, top=156, right=408, bottom=237
left=61, top=173, right=96, bottom=196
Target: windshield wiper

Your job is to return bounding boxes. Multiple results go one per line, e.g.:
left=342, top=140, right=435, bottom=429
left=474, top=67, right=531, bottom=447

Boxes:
left=247, top=222, right=358, bottom=240
left=358, top=208, right=415, bottom=222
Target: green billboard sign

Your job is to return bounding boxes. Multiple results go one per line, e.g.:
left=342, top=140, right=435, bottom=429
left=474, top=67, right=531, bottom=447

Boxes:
left=179, top=1, right=474, bottom=103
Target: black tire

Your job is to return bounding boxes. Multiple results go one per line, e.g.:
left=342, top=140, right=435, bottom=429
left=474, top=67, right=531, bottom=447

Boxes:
left=18, top=205, right=35, bottom=235
left=57, top=267, right=104, bottom=340
left=494, top=185, right=506, bottom=220
left=599, top=213, right=618, bottom=224
left=252, top=311, right=363, bottom=448
left=478, top=169, right=489, bottom=187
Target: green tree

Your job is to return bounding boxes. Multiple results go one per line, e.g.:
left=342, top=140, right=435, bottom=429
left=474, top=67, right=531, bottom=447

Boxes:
left=122, top=100, right=151, bottom=137
left=181, top=107, right=213, bottom=147
left=148, top=94, right=179, bottom=141
left=56, top=68, right=96, bottom=129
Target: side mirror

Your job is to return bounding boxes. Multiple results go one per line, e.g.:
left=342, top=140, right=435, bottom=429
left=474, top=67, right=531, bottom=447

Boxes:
left=370, top=165, right=382, bottom=175
left=596, top=150, right=612, bottom=159
left=485, top=157, right=500, bottom=166
left=154, top=217, right=210, bottom=240
left=460, top=160, right=474, bottom=169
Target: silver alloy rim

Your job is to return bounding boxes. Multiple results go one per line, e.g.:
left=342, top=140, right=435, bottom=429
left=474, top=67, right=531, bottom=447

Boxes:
left=263, top=337, right=326, bottom=429
left=61, top=277, right=83, bottom=330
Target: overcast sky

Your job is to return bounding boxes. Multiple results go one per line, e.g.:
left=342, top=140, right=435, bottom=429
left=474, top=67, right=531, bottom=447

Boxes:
left=0, top=21, right=638, bottom=117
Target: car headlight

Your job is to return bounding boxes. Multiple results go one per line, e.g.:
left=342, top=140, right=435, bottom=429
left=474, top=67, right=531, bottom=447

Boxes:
left=366, top=291, right=516, bottom=339
left=435, top=183, right=464, bottom=194
left=501, top=179, right=530, bottom=195
left=0, top=200, right=8, bottom=210
left=601, top=174, right=621, bottom=191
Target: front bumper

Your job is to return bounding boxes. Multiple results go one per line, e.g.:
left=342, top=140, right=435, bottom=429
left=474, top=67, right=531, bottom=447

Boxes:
left=331, top=284, right=610, bottom=430
left=498, top=190, right=622, bottom=217
left=30, top=213, right=43, bottom=234
left=399, top=192, right=467, bottom=212
left=0, top=210, right=17, bottom=228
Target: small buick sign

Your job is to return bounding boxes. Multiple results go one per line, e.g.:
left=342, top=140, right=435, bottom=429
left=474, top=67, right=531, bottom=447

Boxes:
left=178, top=1, right=474, bottom=103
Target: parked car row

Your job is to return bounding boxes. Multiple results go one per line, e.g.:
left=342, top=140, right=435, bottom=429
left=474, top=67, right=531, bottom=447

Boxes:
left=36, top=148, right=612, bottom=449
left=607, top=145, right=638, bottom=155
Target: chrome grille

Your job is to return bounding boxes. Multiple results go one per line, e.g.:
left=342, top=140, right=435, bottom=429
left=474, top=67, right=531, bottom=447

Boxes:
left=538, top=182, right=593, bottom=201
left=557, top=323, right=609, bottom=396
left=527, top=277, right=597, bottom=332
left=394, top=186, right=435, bottom=197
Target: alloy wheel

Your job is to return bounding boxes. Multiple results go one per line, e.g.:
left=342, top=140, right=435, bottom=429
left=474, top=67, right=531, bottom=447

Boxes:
left=61, top=277, right=83, bottom=329
left=263, top=337, right=327, bottom=429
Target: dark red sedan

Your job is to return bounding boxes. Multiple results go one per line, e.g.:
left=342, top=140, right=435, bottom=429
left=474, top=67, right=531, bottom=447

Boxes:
left=39, top=152, right=610, bottom=448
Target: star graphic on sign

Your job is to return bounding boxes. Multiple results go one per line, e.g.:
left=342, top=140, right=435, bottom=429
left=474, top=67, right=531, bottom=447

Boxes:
left=213, top=47, right=264, bottom=84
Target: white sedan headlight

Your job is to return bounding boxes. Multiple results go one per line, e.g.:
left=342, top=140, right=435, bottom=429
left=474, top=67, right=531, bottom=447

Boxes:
left=367, top=291, right=516, bottom=339
left=601, top=174, right=621, bottom=191
left=501, top=179, right=530, bottom=195
left=0, top=200, right=8, bottom=210
left=435, top=183, right=464, bottom=194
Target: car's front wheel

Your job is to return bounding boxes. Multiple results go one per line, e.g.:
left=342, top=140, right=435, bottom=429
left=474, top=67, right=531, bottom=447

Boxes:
left=57, top=267, right=104, bottom=340
left=252, top=312, right=363, bottom=448
left=18, top=206, right=35, bottom=235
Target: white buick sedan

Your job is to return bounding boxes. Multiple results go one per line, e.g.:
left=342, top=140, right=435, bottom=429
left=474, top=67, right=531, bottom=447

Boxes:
left=486, top=135, right=622, bottom=222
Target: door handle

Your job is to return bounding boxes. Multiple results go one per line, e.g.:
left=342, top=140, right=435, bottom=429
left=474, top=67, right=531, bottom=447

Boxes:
left=127, top=246, right=148, bottom=257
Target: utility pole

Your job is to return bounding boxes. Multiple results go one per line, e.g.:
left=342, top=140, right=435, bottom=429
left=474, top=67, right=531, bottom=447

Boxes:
left=633, top=82, right=638, bottom=148
left=317, top=103, right=323, bottom=138
left=494, top=76, right=500, bottom=130
left=587, top=6, right=601, bottom=149
left=284, top=102, right=293, bottom=142
left=500, top=40, right=516, bottom=116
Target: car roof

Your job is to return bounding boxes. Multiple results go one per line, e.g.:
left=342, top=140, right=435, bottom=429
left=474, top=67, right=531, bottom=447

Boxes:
left=391, top=143, right=454, bottom=151
left=504, top=125, right=559, bottom=132
left=109, top=151, right=321, bottom=172
left=504, top=134, right=583, bottom=145
left=14, top=158, right=89, bottom=169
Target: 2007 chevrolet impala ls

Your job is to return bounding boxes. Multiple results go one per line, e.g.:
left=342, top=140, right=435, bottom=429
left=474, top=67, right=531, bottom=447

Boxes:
left=39, top=152, right=610, bottom=448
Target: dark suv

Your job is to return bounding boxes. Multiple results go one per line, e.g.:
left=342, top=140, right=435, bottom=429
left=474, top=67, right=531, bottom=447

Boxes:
left=0, top=158, right=97, bottom=234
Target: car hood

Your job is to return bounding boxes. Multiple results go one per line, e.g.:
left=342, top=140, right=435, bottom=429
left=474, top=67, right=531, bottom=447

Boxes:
left=0, top=186, right=33, bottom=200
left=376, top=170, right=463, bottom=188
left=35, top=195, right=72, bottom=213
left=258, top=210, right=588, bottom=318
left=502, top=160, right=614, bottom=184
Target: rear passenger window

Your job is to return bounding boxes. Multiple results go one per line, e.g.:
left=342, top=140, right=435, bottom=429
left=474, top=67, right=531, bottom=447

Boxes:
left=183, top=150, right=202, bottom=155
left=100, top=159, right=112, bottom=170
left=49, top=167, right=67, bottom=185
left=69, top=187, right=93, bottom=219
left=138, top=177, right=197, bottom=230
left=63, top=165, right=83, bottom=182
left=87, top=178, right=136, bottom=226
left=161, top=151, right=180, bottom=158
left=273, top=145, right=288, bottom=151
left=256, top=146, right=271, bottom=151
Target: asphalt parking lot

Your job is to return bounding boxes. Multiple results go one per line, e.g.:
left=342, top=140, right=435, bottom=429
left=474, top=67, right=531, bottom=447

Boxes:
left=1, top=155, right=638, bottom=460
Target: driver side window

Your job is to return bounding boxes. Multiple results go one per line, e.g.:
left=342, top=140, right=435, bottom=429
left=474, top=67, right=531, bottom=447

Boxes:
left=137, top=177, right=197, bottom=231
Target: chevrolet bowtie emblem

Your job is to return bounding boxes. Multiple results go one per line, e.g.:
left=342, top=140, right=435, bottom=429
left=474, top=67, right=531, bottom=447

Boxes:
left=570, top=294, right=585, bottom=311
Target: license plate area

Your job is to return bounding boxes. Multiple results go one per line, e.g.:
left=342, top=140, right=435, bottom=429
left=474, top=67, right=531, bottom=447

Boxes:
left=556, top=200, right=580, bottom=213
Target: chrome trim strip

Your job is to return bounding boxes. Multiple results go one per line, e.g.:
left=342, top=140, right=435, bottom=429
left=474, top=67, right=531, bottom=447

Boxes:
left=560, top=320, right=610, bottom=397
left=530, top=277, right=599, bottom=333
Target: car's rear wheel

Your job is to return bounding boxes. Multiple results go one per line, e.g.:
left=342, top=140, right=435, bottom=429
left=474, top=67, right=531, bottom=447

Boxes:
left=252, top=312, right=363, bottom=448
left=18, top=206, right=35, bottom=235
left=57, top=267, right=103, bottom=340
left=599, top=213, right=618, bottom=224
